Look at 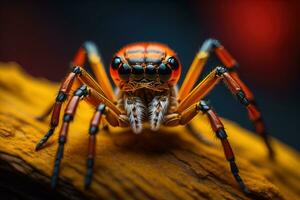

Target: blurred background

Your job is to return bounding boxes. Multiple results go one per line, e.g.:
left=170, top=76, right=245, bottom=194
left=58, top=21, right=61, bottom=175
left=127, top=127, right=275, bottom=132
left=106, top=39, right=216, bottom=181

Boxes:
left=0, top=0, right=299, bottom=150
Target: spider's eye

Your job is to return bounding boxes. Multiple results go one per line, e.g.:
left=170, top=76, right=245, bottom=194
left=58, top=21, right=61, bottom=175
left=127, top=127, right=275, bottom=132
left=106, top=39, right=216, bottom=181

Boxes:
left=158, top=63, right=172, bottom=82
left=145, top=64, right=157, bottom=80
left=118, top=63, right=131, bottom=81
left=111, top=56, right=122, bottom=70
left=167, top=56, right=179, bottom=70
left=131, top=65, right=144, bottom=80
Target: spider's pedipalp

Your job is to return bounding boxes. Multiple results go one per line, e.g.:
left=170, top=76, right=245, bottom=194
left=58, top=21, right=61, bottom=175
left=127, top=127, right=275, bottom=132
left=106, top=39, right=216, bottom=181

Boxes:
left=124, top=95, right=145, bottom=134
left=149, top=95, right=169, bottom=131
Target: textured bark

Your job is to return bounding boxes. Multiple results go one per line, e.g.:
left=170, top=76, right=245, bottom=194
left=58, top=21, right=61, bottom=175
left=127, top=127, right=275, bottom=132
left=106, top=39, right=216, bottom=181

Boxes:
left=0, top=62, right=299, bottom=200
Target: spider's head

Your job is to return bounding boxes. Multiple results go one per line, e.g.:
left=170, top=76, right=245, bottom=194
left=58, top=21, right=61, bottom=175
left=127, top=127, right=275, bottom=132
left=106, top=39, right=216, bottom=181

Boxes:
left=110, top=42, right=181, bottom=92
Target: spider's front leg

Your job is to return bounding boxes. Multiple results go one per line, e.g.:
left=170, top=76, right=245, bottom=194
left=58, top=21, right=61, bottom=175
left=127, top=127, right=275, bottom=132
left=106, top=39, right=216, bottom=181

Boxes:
left=178, top=66, right=274, bottom=158
left=35, top=66, right=118, bottom=150
left=50, top=84, right=128, bottom=188
left=164, top=101, right=250, bottom=194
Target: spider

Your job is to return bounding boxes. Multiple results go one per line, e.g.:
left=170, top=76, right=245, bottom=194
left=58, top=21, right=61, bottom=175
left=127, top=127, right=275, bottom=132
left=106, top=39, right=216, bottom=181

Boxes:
left=35, top=39, right=274, bottom=194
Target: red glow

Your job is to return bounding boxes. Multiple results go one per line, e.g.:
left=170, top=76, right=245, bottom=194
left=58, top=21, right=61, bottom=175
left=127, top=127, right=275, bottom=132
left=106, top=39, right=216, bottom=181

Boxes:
left=197, top=1, right=297, bottom=88
left=224, top=1, right=290, bottom=54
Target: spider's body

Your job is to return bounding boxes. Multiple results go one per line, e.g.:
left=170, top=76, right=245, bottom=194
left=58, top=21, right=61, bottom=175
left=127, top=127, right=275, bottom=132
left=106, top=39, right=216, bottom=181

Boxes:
left=111, top=43, right=181, bottom=133
left=36, top=39, right=274, bottom=195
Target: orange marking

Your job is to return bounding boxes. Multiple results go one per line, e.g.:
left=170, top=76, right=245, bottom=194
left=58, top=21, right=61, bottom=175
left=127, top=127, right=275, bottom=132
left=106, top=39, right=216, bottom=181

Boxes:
left=221, top=139, right=234, bottom=160
left=207, top=110, right=224, bottom=132
left=59, top=122, right=69, bottom=137
left=215, top=46, right=237, bottom=68
left=73, top=48, right=85, bottom=66
left=65, top=96, right=80, bottom=115
left=51, top=102, right=62, bottom=127
left=247, top=104, right=261, bottom=121
left=223, top=72, right=242, bottom=93
left=178, top=51, right=208, bottom=101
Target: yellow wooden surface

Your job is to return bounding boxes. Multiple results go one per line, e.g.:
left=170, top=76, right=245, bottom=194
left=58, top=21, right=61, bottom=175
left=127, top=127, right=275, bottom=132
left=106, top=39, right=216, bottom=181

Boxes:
left=0, top=62, right=299, bottom=200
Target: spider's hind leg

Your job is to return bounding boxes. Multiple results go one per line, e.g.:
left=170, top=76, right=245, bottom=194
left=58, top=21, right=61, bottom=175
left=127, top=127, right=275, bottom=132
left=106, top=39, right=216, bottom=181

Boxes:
left=198, top=100, right=250, bottom=194
left=166, top=100, right=250, bottom=194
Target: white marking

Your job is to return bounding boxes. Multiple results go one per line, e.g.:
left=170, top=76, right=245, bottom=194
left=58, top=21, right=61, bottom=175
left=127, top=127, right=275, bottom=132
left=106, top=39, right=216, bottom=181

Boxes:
left=124, top=96, right=146, bottom=134
left=149, top=96, right=169, bottom=131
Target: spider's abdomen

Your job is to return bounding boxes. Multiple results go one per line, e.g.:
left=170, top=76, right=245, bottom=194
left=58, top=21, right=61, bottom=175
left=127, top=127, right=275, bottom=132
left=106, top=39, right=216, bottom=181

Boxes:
left=110, top=42, right=181, bottom=91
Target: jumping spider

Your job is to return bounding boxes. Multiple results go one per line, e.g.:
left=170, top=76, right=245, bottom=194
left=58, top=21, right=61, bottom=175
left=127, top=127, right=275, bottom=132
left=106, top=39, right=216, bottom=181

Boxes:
left=36, top=39, right=274, bottom=194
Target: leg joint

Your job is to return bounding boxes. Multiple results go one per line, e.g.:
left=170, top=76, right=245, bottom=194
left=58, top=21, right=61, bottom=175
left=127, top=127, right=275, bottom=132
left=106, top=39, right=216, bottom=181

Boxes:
left=74, top=85, right=89, bottom=97
left=200, top=38, right=221, bottom=52
left=87, top=158, right=94, bottom=168
left=216, top=128, right=227, bottom=139
left=72, top=66, right=82, bottom=75
left=97, top=104, right=106, bottom=114
left=216, top=66, right=227, bottom=77
left=236, top=90, right=250, bottom=106
left=58, top=135, right=66, bottom=144
left=197, top=100, right=211, bottom=113
left=89, top=125, right=99, bottom=135
left=56, top=91, right=67, bottom=102
left=83, top=41, right=98, bottom=55
left=229, top=160, right=239, bottom=174
left=63, top=114, right=73, bottom=122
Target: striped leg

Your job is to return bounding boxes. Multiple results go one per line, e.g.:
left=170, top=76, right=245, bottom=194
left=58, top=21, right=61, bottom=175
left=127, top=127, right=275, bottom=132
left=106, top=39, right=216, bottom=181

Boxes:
left=50, top=85, right=124, bottom=188
left=73, top=41, right=115, bottom=101
left=177, top=39, right=273, bottom=158
left=51, top=85, right=89, bottom=188
left=36, top=66, right=112, bottom=151
left=35, top=68, right=80, bottom=150
left=85, top=104, right=106, bottom=188
left=177, top=66, right=274, bottom=158
left=164, top=100, right=250, bottom=194
left=37, top=41, right=115, bottom=121
left=198, top=101, right=250, bottom=194
left=178, top=39, right=237, bottom=100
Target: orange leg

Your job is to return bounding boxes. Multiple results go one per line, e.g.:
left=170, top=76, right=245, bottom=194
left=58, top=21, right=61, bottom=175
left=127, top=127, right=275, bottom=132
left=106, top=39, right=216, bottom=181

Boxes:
left=37, top=41, right=116, bottom=121
left=73, top=41, right=115, bottom=101
left=35, top=66, right=120, bottom=151
left=177, top=66, right=274, bottom=158
left=85, top=104, right=105, bottom=188
left=200, top=101, right=250, bottom=194
left=178, top=39, right=232, bottom=101
left=164, top=100, right=250, bottom=194
left=178, top=38, right=255, bottom=102
left=51, top=85, right=88, bottom=188
left=50, top=85, right=126, bottom=188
